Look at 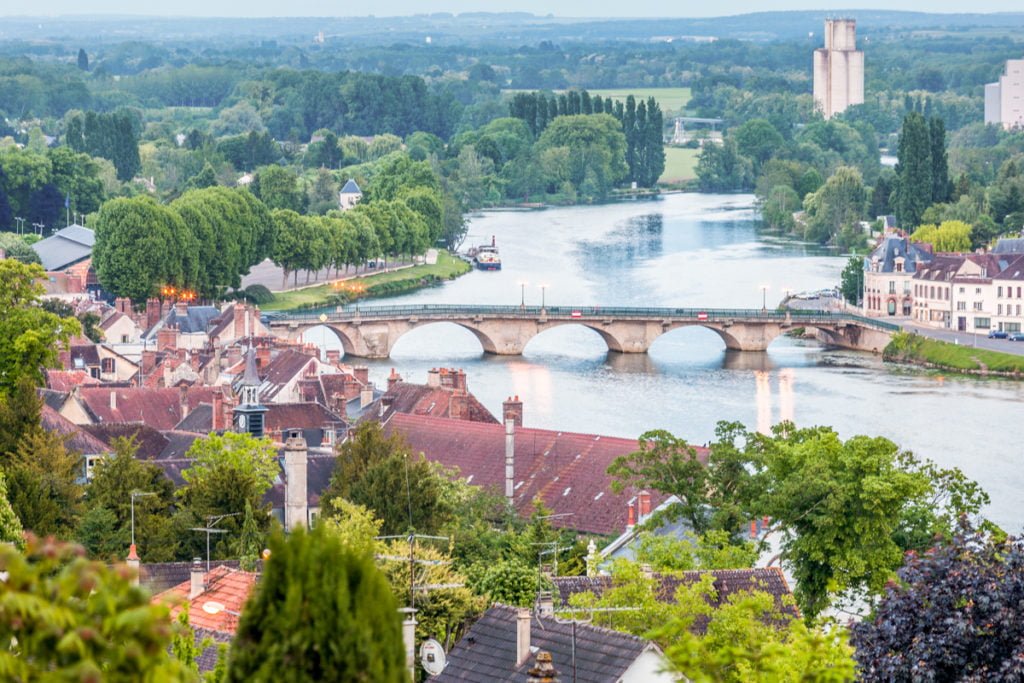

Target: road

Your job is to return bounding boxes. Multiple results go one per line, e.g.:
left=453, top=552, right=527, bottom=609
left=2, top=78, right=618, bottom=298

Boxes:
left=900, top=322, right=1024, bottom=356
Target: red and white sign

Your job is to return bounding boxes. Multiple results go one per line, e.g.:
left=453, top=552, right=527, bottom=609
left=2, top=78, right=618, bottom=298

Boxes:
left=697, top=312, right=709, bottom=321
left=571, top=310, right=582, bottom=318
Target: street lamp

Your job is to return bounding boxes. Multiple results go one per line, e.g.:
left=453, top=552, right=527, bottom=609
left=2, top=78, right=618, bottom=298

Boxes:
left=519, top=280, right=528, bottom=308
left=760, top=285, right=769, bottom=312
left=130, top=491, right=156, bottom=547
left=540, top=284, right=548, bottom=311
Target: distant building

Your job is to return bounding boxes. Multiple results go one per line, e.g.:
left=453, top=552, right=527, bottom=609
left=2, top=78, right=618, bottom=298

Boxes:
left=338, top=179, right=362, bottom=210
left=862, top=234, right=933, bottom=318
left=813, top=19, right=864, bottom=120
left=985, top=59, right=1024, bottom=130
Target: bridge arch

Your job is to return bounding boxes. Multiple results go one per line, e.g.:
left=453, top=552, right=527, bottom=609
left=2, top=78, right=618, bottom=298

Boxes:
left=519, top=321, right=628, bottom=356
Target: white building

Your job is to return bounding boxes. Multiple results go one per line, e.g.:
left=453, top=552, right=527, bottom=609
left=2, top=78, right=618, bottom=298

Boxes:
left=338, top=178, right=362, bottom=211
left=813, top=19, right=864, bottom=120
left=985, top=59, right=1024, bottom=130
left=862, top=234, right=933, bottom=318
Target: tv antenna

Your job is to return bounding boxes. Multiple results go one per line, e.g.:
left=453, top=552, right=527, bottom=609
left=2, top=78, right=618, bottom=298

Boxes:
left=190, top=512, right=242, bottom=574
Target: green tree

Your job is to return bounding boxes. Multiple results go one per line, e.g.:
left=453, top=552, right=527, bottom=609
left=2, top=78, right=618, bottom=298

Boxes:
left=536, top=114, right=628, bottom=200
left=696, top=138, right=754, bottom=192
left=840, top=254, right=864, bottom=305
left=466, top=558, right=543, bottom=607
left=226, top=524, right=405, bottom=682
left=910, top=220, right=973, bottom=252
left=734, top=118, right=784, bottom=173
left=185, top=162, right=218, bottom=190
left=894, top=112, right=933, bottom=229
left=802, top=167, right=868, bottom=244
left=6, top=429, right=83, bottom=539
left=93, top=195, right=199, bottom=301
left=77, top=48, right=89, bottom=71
left=929, top=116, right=951, bottom=204
left=0, top=468, right=23, bottom=545
left=252, top=165, right=305, bottom=212
left=234, top=500, right=264, bottom=572
left=761, top=185, right=800, bottom=232
left=0, top=535, right=197, bottom=681
left=0, top=261, right=79, bottom=397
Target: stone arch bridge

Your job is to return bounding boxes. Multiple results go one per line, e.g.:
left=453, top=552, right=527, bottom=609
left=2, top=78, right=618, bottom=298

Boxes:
left=265, top=305, right=899, bottom=359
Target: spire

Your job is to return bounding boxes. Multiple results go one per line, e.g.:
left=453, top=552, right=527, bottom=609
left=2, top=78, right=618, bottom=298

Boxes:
left=242, top=344, right=260, bottom=387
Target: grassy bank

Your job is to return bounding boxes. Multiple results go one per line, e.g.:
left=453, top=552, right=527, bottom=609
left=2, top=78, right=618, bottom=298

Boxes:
left=261, top=250, right=471, bottom=312
left=884, top=331, right=1024, bottom=375
left=659, top=147, right=700, bottom=184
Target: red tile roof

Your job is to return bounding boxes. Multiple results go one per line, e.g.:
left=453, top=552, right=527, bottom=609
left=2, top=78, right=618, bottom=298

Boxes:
left=77, top=386, right=218, bottom=431
left=153, top=565, right=259, bottom=634
left=383, top=414, right=705, bottom=536
left=381, top=383, right=498, bottom=423
left=45, top=369, right=101, bottom=392
left=39, top=404, right=111, bottom=455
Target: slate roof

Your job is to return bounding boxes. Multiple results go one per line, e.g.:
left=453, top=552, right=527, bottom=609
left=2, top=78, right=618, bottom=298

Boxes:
left=436, top=604, right=654, bottom=682
left=192, top=628, right=233, bottom=673
left=77, top=386, right=218, bottom=431
left=265, top=454, right=337, bottom=508
left=264, top=403, right=347, bottom=440
left=383, top=414, right=697, bottom=535
left=39, top=389, right=69, bottom=412
left=377, top=382, right=499, bottom=424
left=552, top=568, right=796, bottom=635
left=164, top=306, right=221, bottom=335
left=31, top=224, right=94, bottom=271
left=340, top=179, right=361, bottom=194
left=175, top=403, right=213, bottom=433
left=70, top=344, right=101, bottom=369
left=865, top=235, right=932, bottom=274
left=39, top=404, right=110, bottom=455
left=82, top=424, right=202, bottom=464
left=153, top=565, right=259, bottom=634
left=993, top=254, right=1024, bottom=281
left=994, top=237, right=1024, bottom=254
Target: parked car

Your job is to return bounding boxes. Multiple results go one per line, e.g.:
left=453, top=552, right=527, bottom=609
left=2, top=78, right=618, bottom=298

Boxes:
left=989, top=329, right=1009, bottom=339
left=1009, top=331, right=1024, bottom=341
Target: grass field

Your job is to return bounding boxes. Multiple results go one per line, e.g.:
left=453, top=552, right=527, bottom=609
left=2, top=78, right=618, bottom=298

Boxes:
left=885, top=331, right=1024, bottom=374
left=262, top=250, right=470, bottom=311
left=585, top=87, right=692, bottom=113
left=659, top=147, right=700, bottom=184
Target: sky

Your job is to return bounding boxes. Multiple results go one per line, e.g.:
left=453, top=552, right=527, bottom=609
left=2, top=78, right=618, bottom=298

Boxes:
left=7, top=1, right=1024, bottom=18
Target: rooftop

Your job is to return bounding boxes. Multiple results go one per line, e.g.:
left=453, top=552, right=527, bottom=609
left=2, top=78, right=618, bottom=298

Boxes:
left=31, top=224, right=94, bottom=271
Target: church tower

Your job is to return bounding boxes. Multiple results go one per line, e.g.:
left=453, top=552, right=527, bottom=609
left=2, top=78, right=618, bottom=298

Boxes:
left=233, top=346, right=268, bottom=438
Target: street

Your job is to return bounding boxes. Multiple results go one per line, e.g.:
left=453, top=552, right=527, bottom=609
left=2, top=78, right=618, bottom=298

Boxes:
left=900, top=322, right=1024, bottom=356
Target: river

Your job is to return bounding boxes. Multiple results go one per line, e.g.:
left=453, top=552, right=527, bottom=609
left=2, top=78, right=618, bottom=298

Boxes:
left=303, top=193, right=1024, bottom=532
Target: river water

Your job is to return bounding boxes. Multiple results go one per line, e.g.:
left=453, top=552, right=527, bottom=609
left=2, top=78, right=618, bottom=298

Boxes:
left=304, top=193, right=1024, bottom=532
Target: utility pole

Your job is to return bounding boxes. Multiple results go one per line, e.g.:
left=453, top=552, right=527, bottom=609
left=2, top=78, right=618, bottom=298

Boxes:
left=14, top=217, right=24, bottom=234
left=190, top=512, right=242, bottom=574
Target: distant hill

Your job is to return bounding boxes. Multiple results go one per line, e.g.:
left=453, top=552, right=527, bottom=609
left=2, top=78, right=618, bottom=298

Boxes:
left=2, top=10, right=1024, bottom=45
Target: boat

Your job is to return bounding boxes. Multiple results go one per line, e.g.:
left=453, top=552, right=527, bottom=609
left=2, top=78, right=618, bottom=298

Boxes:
left=469, top=236, right=502, bottom=271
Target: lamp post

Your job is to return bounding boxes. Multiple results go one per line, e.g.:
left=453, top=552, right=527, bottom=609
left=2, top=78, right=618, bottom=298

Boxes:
left=761, top=285, right=769, bottom=312
left=14, top=217, right=24, bottom=234
left=540, top=284, right=548, bottom=311
left=130, top=491, right=156, bottom=547
left=519, top=281, right=528, bottom=308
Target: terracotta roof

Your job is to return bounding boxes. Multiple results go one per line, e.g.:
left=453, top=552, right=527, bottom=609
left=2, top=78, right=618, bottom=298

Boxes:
left=99, top=310, right=127, bottom=331
left=140, top=560, right=241, bottom=593
left=437, top=604, right=655, bottom=682
left=378, top=382, right=498, bottom=423
left=552, top=568, right=796, bottom=635
left=82, top=424, right=202, bottom=463
left=77, top=386, right=218, bottom=431
left=383, top=414, right=698, bottom=536
left=45, top=369, right=100, bottom=392
left=264, top=403, right=347, bottom=436
left=39, top=404, right=110, bottom=455
left=153, top=565, right=259, bottom=634
left=258, top=349, right=317, bottom=401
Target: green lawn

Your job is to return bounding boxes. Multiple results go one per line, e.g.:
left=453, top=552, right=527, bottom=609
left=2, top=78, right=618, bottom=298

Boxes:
left=885, top=332, right=1024, bottom=374
left=262, top=250, right=471, bottom=311
left=659, top=147, right=700, bottom=184
left=584, top=87, right=692, bottom=114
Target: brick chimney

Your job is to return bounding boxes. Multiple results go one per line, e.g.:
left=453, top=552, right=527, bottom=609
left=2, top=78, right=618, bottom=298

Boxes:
left=502, top=395, right=523, bottom=428
left=627, top=498, right=636, bottom=529
left=325, top=349, right=341, bottom=366
left=343, top=376, right=362, bottom=401
left=528, top=651, right=559, bottom=682
left=637, top=490, right=651, bottom=520
left=211, top=389, right=224, bottom=431
left=175, top=301, right=188, bottom=318
left=255, top=344, right=270, bottom=370
left=161, top=299, right=172, bottom=319
left=353, top=366, right=369, bottom=385
left=115, top=297, right=131, bottom=315
left=284, top=429, right=308, bottom=530
left=453, top=368, right=467, bottom=393
left=516, top=608, right=532, bottom=666
left=146, top=298, right=161, bottom=329
left=126, top=543, right=140, bottom=587
left=233, top=303, right=249, bottom=339
left=387, top=367, right=402, bottom=391
left=426, top=368, right=440, bottom=387
left=189, top=558, right=205, bottom=599
left=449, top=388, right=469, bottom=420
left=156, top=325, right=178, bottom=352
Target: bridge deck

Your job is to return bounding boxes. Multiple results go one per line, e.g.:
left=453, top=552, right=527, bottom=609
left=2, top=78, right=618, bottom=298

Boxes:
left=267, top=305, right=900, bottom=333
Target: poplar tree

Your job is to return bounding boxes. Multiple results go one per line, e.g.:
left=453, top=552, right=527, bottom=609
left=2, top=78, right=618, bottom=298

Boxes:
left=929, top=116, right=951, bottom=204
left=894, top=112, right=932, bottom=229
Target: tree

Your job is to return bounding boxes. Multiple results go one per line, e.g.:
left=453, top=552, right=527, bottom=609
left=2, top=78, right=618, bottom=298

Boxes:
left=696, top=138, right=753, bottom=192
left=0, top=261, right=79, bottom=397
left=252, top=165, right=305, bottom=212
left=466, top=558, right=543, bottom=608
left=322, top=421, right=453, bottom=535
left=226, top=524, right=405, bottom=682
left=852, top=522, right=1024, bottom=680
left=929, top=116, right=951, bottom=204
left=80, top=436, right=177, bottom=561
left=0, top=535, right=197, bottom=681
left=910, top=220, right=973, bottom=252
left=894, top=112, right=932, bottom=229
left=0, top=467, right=23, bottom=544
left=802, top=167, right=868, bottom=244
left=536, top=114, right=628, bottom=200
left=734, top=118, right=784, bottom=173
left=840, top=254, right=864, bottom=305
left=234, top=500, right=264, bottom=572
left=184, top=162, right=218, bottom=190
left=77, top=48, right=89, bottom=71
left=93, top=196, right=199, bottom=301
left=6, top=428, right=84, bottom=539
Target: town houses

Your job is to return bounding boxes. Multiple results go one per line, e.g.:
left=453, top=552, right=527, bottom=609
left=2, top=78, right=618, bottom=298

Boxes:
left=863, top=232, right=1024, bottom=334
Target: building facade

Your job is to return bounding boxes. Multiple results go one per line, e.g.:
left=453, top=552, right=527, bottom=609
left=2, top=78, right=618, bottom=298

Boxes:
left=985, top=59, right=1024, bottom=130
left=813, top=19, right=864, bottom=120
left=862, top=235, right=933, bottom=318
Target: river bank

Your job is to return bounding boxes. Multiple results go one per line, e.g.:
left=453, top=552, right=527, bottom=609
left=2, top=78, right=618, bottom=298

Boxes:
left=883, top=331, right=1024, bottom=377
left=261, top=250, right=471, bottom=311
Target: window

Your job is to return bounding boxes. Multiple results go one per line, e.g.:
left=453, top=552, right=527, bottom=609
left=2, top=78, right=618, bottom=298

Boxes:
left=959, top=287, right=965, bottom=294
left=957, top=301, right=967, bottom=311
left=101, top=358, right=115, bottom=374
left=1018, top=287, right=1022, bottom=298
left=999, top=286, right=1004, bottom=297
left=904, top=281, right=911, bottom=294
left=1018, top=305, right=1022, bottom=316
left=977, top=288, right=983, bottom=294
left=121, top=334, right=129, bottom=343
left=1008, top=323, right=1022, bottom=333
left=889, top=281, right=896, bottom=294
left=998, top=304, right=1003, bottom=315
left=974, top=302, right=984, bottom=311
left=975, top=317, right=991, bottom=329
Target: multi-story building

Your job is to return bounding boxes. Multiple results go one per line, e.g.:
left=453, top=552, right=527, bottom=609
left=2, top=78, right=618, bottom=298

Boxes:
left=912, top=254, right=1005, bottom=332
left=813, top=19, right=864, bottom=120
left=862, top=234, right=932, bottom=318
left=985, top=59, right=1024, bottom=130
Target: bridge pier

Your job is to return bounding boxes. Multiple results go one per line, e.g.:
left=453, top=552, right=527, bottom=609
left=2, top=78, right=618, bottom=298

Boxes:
left=704, top=322, right=785, bottom=352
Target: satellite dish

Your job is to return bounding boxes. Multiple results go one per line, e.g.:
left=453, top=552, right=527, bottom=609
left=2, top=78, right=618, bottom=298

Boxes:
left=202, top=601, right=226, bottom=615
left=420, top=638, right=447, bottom=676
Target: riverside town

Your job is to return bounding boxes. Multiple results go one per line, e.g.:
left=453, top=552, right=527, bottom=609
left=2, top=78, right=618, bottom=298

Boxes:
left=3, top=4, right=1024, bottom=682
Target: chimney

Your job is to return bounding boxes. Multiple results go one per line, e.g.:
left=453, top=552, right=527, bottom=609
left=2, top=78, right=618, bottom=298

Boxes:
left=387, top=367, right=402, bottom=391
left=156, top=325, right=178, bottom=352
left=146, top=298, right=161, bottom=329
left=256, top=344, right=270, bottom=370
left=325, top=349, right=341, bottom=366
left=505, top=419, right=515, bottom=504
left=233, top=303, right=247, bottom=339
left=360, top=384, right=374, bottom=409
left=637, top=490, right=651, bottom=520
left=449, top=388, right=469, bottom=420
left=627, top=498, right=636, bottom=529
left=211, top=389, right=224, bottom=431
left=284, top=429, right=308, bottom=530
left=453, top=368, right=467, bottom=393
left=502, top=395, right=523, bottom=428
left=109, top=390, right=117, bottom=412
left=179, top=384, right=189, bottom=422
left=126, top=544, right=140, bottom=587
left=426, top=368, right=440, bottom=387
left=141, top=350, right=156, bottom=374
left=537, top=591, right=554, bottom=617
left=401, top=608, right=418, bottom=682
left=527, top=651, right=559, bottom=683
left=115, top=297, right=129, bottom=315
left=353, top=366, right=369, bottom=385
left=343, top=376, right=362, bottom=401
left=175, top=301, right=188, bottom=318
left=189, top=558, right=205, bottom=599
left=516, top=608, right=532, bottom=666
left=161, top=300, right=172, bottom=319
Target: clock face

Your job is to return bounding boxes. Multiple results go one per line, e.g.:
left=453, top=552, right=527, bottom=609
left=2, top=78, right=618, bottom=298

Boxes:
left=237, top=414, right=247, bottom=429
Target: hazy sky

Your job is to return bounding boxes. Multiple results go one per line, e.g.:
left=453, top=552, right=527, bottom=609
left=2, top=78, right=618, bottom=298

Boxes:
left=8, top=1, right=1024, bottom=18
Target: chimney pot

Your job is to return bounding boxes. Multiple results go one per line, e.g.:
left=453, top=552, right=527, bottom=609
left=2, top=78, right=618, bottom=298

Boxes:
left=502, top=395, right=523, bottom=428
left=189, top=558, right=205, bottom=599
left=627, top=499, right=636, bottom=529
left=353, top=366, right=369, bottom=385
left=109, top=390, right=117, bottom=411
left=516, top=608, right=532, bottom=666
left=638, top=490, right=651, bottom=519
left=284, top=430, right=309, bottom=530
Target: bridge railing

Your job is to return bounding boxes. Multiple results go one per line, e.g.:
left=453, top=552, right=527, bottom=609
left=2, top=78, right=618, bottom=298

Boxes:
left=267, top=304, right=901, bottom=332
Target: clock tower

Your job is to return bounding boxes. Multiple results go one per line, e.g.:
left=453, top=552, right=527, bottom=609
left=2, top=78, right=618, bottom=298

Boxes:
left=233, top=345, right=267, bottom=438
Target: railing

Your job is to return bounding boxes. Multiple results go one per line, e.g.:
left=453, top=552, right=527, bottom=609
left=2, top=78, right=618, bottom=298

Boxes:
left=267, top=304, right=901, bottom=333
